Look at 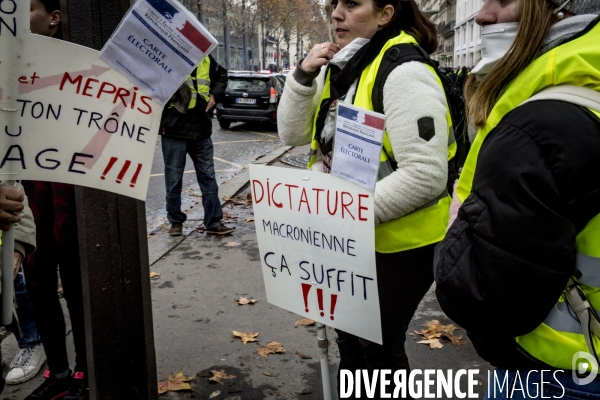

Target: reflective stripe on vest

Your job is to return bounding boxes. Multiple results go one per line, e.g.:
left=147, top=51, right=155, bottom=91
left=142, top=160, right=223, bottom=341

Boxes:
left=308, top=31, right=452, bottom=253
left=453, top=17, right=600, bottom=370
left=170, top=57, right=211, bottom=110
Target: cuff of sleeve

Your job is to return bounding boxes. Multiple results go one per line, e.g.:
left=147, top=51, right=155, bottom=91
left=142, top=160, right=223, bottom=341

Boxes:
left=294, top=60, right=321, bottom=87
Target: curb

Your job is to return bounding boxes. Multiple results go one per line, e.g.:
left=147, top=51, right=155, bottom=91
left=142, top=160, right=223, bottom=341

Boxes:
left=147, top=145, right=292, bottom=265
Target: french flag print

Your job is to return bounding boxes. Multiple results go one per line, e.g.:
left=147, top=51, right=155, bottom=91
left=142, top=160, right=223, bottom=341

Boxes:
left=338, top=104, right=385, bottom=130
left=177, top=21, right=213, bottom=53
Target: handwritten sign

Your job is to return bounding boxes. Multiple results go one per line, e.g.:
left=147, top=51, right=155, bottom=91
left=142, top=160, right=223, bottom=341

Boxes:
left=100, top=0, right=217, bottom=105
left=0, top=0, right=162, bottom=200
left=250, top=165, right=382, bottom=343
left=331, top=103, right=384, bottom=192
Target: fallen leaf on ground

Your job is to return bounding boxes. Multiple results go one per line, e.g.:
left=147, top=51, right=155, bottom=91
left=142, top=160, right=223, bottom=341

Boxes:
left=208, top=370, right=235, bottom=384
left=224, top=242, right=240, bottom=247
left=246, top=218, right=255, bottom=222
left=294, top=318, right=315, bottom=327
left=417, top=339, right=444, bottom=349
left=246, top=193, right=252, bottom=204
left=210, top=390, right=221, bottom=398
left=150, top=272, right=161, bottom=278
left=223, top=196, right=231, bottom=201
left=414, top=319, right=465, bottom=345
left=296, top=351, right=312, bottom=359
left=256, top=341, right=287, bottom=359
left=232, top=330, right=259, bottom=344
left=235, top=297, right=257, bottom=305
left=161, top=224, right=169, bottom=232
left=263, top=371, right=278, bottom=377
left=157, top=371, right=194, bottom=394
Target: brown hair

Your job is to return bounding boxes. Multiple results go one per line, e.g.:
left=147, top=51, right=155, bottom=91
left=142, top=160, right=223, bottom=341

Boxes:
left=373, top=0, right=438, bottom=54
left=465, top=0, right=557, bottom=128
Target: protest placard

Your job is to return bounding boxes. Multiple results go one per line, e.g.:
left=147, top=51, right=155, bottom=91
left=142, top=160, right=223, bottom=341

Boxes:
left=331, top=103, right=384, bottom=192
left=0, top=1, right=162, bottom=201
left=250, top=165, right=382, bottom=344
left=99, top=0, right=218, bottom=105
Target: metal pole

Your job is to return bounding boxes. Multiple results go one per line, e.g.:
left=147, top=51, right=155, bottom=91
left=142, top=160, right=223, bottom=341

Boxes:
left=0, top=180, right=16, bottom=325
left=317, top=323, right=333, bottom=400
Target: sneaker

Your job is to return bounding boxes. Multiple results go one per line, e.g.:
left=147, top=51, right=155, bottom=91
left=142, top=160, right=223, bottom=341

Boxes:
left=169, top=223, right=183, bottom=236
left=64, top=372, right=89, bottom=400
left=6, top=345, right=47, bottom=384
left=25, top=370, right=71, bottom=399
left=206, top=224, right=234, bottom=235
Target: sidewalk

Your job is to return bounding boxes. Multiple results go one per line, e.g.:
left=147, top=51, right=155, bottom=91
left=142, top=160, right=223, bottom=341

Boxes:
left=148, top=144, right=492, bottom=399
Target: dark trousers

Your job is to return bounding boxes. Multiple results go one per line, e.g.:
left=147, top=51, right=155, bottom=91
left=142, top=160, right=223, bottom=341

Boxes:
left=336, top=244, right=436, bottom=399
left=161, top=135, right=223, bottom=230
left=25, top=242, right=87, bottom=374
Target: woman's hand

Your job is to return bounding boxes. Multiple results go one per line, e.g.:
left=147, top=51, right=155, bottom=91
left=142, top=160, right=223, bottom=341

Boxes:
left=0, top=186, right=24, bottom=231
left=300, top=42, right=340, bottom=73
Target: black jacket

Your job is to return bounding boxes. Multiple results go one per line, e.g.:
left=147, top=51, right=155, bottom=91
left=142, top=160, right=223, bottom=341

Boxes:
left=160, top=55, right=227, bottom=140
left=434, top=100, right=600, bottom=370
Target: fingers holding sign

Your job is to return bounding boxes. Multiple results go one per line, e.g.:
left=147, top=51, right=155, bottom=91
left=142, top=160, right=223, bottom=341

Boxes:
left=0, top=186, right=24, bottom=231
left=300, top=42, right=340, bottom=73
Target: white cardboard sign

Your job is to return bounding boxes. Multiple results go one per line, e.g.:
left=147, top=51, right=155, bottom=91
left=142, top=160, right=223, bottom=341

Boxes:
left=99, top=0, right=218, bottom=105
left=0, top=1, right=162, bottom=201
left=250, top=165, right=382, bottom=344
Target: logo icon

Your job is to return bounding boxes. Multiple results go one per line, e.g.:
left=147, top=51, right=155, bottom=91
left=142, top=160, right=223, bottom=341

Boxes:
left=572, top=351, right=599, bottom=385
left=243, top=93, right=248, bottom=98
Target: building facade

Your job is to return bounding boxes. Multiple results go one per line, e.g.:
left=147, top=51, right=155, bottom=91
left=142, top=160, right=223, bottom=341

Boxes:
left=416, top=0, right=456, bottom=67
left=454, top=0, right=483, bottom=68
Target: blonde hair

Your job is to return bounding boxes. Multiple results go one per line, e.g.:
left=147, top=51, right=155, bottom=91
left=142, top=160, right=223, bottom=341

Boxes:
left=466, top=0, right=558, bottom=128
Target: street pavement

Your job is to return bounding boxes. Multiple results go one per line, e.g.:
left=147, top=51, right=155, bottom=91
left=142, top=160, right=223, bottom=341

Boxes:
left=1, top=121, right=493, bottom=399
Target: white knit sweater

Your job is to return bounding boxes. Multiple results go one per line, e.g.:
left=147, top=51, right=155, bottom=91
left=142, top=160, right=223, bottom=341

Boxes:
left=278, top=62, right=448, bottom=225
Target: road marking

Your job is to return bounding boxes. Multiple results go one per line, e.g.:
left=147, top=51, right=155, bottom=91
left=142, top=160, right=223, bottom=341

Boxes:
left=150, top=169, right=237, bottom=178
left=243, top=131, right=279, bottom=139
left=212, top=139, right=276, bottom=144
left=213, top=157, right=243, bottom=167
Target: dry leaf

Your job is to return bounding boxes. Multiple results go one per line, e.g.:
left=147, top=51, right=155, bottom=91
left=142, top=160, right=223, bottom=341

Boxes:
left=161, top=224, right=169, bottom=232
left=157, top=371, right=194, bottom=394
left=414, top=320, right=465, bottom=345
left=417, top=339, right=444, bottom=349
left=236, top=297, right=257, bottom=305
left=150, top=272, right=161, bottom=279
left=223, top=196, right=231, bottom=201
left=294, top=318, right=315, bottom=327
left=296, top=351, right=312, bottom=359
left=246, top=193, right=252, bottom=204
left=208, top=370, right=235, bottom=384
left=210, top=390, right=221, bottom=398
left=246, top=218, right=255, bottom=222
left=263, top=371, right=278, bottom=377
left=442, top=333, right=467, bottom=345
left=232, top=330, right=259, bottom=345
left=256, top=341, right=287, bottom=359
left=224, top=242, right=240, bottom=247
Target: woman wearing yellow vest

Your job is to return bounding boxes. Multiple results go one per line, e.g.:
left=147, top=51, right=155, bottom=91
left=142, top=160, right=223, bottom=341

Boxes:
left=279, top=0, right=450, bottom=396
left=435, top=0, right=600, bottom=398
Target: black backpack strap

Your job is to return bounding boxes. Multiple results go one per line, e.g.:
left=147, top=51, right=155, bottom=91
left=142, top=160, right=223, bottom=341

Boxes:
left=372, top=43, right=432, bottom=114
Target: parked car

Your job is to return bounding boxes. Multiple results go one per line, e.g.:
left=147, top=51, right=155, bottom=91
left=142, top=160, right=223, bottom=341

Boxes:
left=216, top=73, right=286, bottom=129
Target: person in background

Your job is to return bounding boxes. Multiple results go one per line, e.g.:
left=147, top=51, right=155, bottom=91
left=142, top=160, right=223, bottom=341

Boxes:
left=0, top=184, right=37, bottom=394
left=23, top=1, right=89, bottom=399
left=278, top=0, right=451, bottom=396
left=435, top=0, right=600, bottom=398
left=160, top=55, right=234, bottom=237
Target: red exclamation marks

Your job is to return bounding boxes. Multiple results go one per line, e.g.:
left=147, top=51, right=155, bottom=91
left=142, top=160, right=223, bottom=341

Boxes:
left=116, top=160, right=131, bottom=184
left=330, top=294, right=338, bottom=321
left=101, top=157, right=118, bottom=180
left=301, top=283, right=312, bottom=313
left=130, top=164, right=142, bottom=188
left=317, top=288, right=324, bottom=317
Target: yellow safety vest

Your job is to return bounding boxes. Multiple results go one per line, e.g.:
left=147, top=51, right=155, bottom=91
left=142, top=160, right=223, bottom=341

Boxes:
left=171, top=56, right=211, bottom=110
left=308, top=32, right=453, bottom=254
left=456, top=17, right=600, bottom=370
